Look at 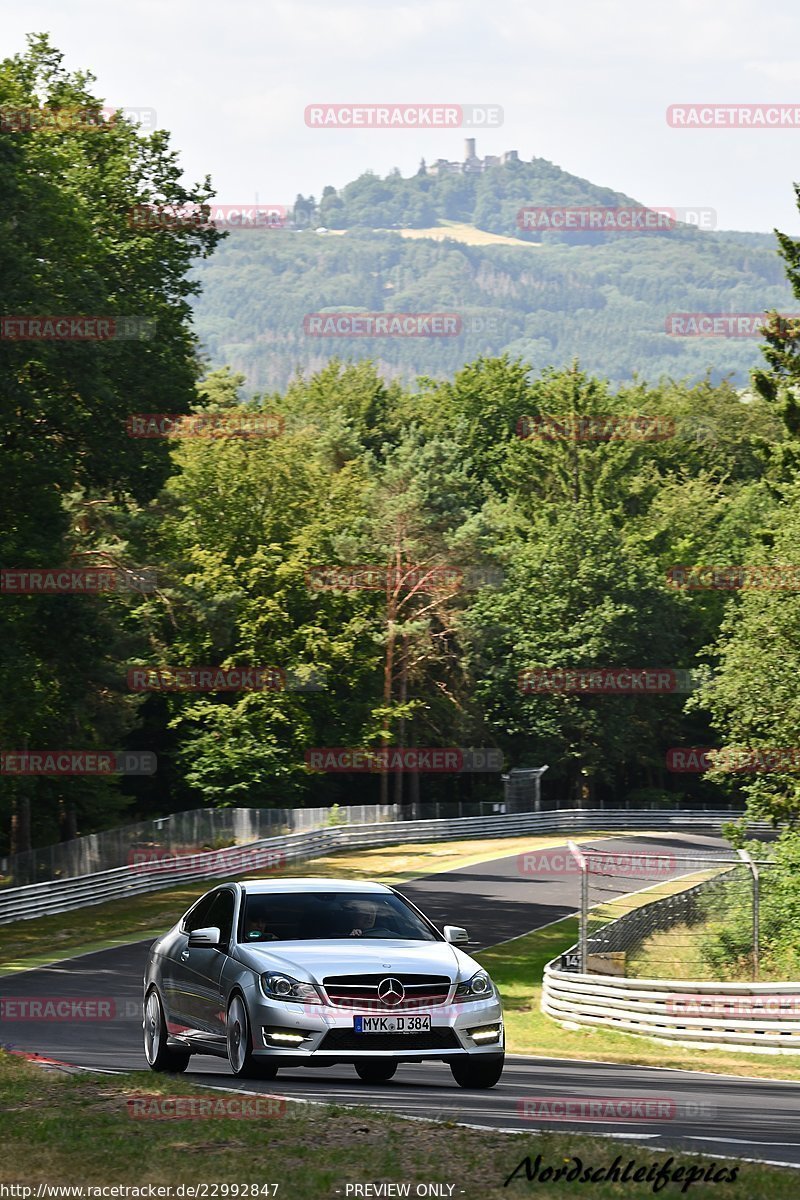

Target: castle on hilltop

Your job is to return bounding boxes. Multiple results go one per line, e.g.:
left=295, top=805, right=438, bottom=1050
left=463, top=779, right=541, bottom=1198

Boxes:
left=426, top=139, right=520, bottom=176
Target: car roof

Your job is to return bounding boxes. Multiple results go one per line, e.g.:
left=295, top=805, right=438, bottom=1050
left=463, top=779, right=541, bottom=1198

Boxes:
left=236, top=878, right=391, bottom=894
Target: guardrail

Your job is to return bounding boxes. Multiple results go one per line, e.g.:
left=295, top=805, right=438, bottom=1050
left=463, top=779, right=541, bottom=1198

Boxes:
left=541, top=851, right=800, bottom=1055
left=0, top=803, right=403, bottom=887
left=0, top=808, right=764, bottom=925
left=542, top=967, right=800, bottom=1054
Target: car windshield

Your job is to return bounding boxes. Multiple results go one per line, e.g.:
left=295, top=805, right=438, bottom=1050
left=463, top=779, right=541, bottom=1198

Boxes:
left=239, top=891, right=440, bottom=943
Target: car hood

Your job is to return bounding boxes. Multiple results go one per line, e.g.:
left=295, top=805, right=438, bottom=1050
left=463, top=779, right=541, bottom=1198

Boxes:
left=234, top=938, right=481, bottom=982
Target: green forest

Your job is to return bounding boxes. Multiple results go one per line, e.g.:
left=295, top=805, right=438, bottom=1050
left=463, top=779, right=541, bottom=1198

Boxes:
left=5, top=37, right=800, bottom=861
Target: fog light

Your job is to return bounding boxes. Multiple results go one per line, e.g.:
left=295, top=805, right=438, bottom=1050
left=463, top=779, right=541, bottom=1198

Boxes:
left=262, top=1027, right=308, bottom=1046
left=468, top=1025, right=501, bottom=1043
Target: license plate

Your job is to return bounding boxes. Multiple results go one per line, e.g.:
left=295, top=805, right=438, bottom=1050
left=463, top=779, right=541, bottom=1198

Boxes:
left=353, top=1014, right=431, bottom=1033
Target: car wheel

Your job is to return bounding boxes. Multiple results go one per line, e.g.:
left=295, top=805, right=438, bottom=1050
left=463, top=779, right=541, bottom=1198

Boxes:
left=143, top=988, right=191, bottom=1073
left=354, top=1059, right=398, bottom=1084
left=226, top=993, right=278, bottom=1079
left=449, top=1054, right=504, bottom=1089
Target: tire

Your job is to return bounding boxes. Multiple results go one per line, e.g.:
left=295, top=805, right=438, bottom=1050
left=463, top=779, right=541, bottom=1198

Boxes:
left=354, top=1059, right=398, bottom=1084
left=449, top=1054, right=504, bottom=1090
left=143, top=988, right=191, bottom=1073
left=226, top=993, right=279, bottom=1079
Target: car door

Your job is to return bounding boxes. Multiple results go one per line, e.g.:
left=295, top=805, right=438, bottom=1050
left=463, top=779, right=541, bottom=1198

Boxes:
left=159, top=892, right=216, bottom=1032
left=181, top=888, right=235, bottom=1036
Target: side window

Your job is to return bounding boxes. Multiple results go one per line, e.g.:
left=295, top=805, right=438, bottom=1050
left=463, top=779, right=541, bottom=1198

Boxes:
left=183, top=893, right=215, bottom=934
left=205, top=890, right=235, bottom=945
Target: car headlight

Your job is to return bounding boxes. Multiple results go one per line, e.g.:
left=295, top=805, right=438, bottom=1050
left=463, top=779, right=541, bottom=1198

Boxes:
left=260, top=972, right=323, bottom=1003
left=454, top=971, right=493, bottom=1000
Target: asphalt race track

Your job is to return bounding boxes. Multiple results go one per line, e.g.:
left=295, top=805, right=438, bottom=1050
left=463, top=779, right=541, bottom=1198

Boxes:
left=4, top=830, right=800, bottom=1167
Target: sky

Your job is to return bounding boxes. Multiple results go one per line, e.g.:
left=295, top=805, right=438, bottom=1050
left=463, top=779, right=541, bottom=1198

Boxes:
left=5, top=0, right=800, bottom=232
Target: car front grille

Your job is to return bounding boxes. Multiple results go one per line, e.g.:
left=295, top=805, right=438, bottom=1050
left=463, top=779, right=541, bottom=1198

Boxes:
left=322, top=973, right=451, bottom=1008
left=319, top=1027, right=461, bottom=1052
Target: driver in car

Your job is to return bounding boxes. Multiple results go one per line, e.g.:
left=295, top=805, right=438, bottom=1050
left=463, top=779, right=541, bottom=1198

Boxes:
left=345, top=899, right=394, bottom=938
left=245, top=914, right=278, bottom=941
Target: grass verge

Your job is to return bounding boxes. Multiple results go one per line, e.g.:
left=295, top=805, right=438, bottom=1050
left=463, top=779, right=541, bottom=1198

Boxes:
left=0, top=1052, right=793, bottom=1197
left=628, top=920, right=728, bottom=982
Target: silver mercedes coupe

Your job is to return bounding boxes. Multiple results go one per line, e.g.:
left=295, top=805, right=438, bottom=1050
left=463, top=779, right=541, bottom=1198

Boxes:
left=143, top=878, right=504, bottom=1088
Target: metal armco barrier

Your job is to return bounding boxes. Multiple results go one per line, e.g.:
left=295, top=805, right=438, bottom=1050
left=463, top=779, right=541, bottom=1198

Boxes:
left=542, top=966, right=800, bottom=1054
left=542, top=847, right=798, bottom=1055
left=0, top=808, right=765, bottom=925
left=0, top=803, right=402, bottom=887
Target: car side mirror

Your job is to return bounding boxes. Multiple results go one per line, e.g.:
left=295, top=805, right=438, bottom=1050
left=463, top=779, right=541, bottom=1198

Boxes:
left=188, top=925, right=222, bottom=948
left=443, top=925, right=469, bottom=945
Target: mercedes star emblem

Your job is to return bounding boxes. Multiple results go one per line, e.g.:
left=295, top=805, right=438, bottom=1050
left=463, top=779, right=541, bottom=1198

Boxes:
left=377, top=977, right=405, bottom=1007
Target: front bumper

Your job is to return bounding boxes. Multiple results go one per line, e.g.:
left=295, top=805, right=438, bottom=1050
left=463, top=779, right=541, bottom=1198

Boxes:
left=244, top=985, right=504, bottom=1063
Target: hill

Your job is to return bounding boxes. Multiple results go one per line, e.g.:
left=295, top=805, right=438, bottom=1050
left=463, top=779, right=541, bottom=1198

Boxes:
left=190, top=153, right=793, bottom=391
